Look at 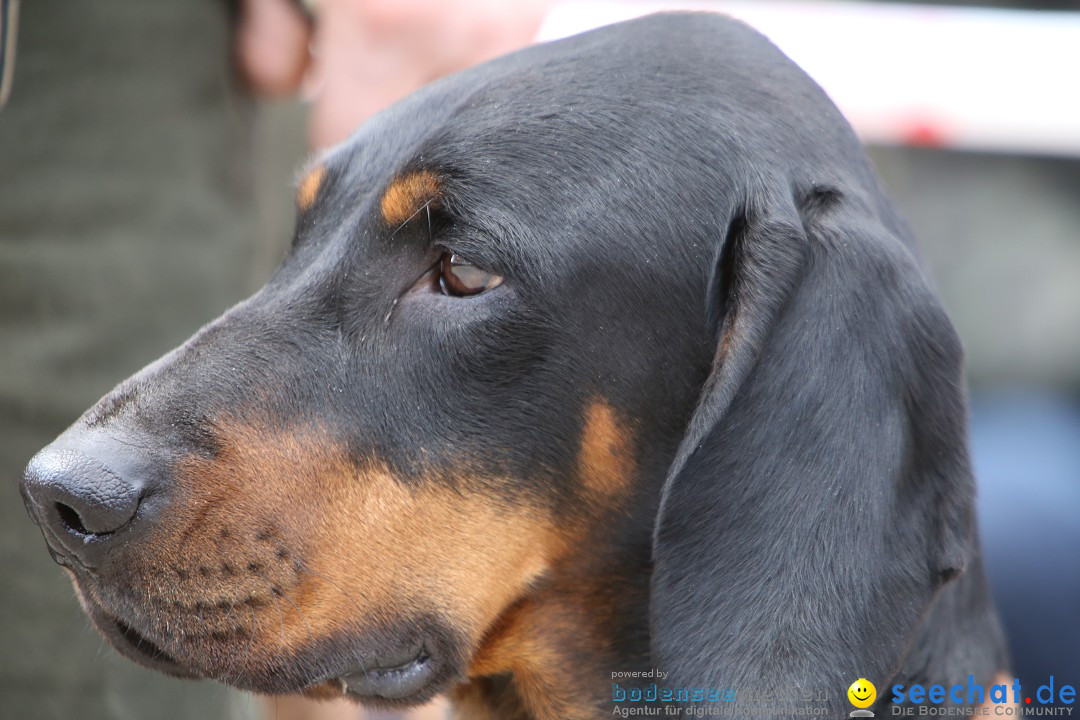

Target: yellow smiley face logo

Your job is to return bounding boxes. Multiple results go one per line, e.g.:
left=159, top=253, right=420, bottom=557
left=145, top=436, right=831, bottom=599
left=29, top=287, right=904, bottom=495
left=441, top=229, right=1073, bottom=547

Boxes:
left=848, top=678, right=877, bottom=708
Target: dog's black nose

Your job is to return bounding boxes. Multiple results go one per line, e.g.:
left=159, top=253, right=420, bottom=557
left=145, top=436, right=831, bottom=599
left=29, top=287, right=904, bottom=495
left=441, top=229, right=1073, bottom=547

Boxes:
left=22, top=443, right=152, bottom=570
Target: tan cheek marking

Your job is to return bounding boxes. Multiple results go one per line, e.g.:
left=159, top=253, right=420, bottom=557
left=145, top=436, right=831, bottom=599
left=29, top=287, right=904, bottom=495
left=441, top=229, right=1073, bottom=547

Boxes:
left=578, top=398, right=635, bottom=501
left=297, top=164, right=326, bottom=212
left=299, top=465, right=558, bottom=646
left=175, top=421, right=560, bottom=657
left=380, top=170, right=440, bottom=226
left=142, top=418, right=627, bottom=715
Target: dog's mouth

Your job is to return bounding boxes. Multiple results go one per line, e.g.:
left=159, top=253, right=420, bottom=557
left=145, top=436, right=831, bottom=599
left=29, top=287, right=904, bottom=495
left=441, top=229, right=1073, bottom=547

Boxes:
left=336, top=643, right=436, bottom=701
left=102, top=612, right=436, bottom=700
left=80, top=585, right=448, bottom=703
left=91, top=605, right=196, bottom=678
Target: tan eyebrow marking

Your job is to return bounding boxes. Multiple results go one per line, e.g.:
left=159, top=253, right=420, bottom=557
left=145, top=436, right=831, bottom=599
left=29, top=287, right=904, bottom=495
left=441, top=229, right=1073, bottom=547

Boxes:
left=297, top=164, right=326, bottom=212
left=380, top=170, right=441, bottom=227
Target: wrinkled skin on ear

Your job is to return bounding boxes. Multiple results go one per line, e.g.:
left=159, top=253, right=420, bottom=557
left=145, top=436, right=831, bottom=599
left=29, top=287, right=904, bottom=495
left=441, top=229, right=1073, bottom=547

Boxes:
left=650, top=181, right=1008, bottom=715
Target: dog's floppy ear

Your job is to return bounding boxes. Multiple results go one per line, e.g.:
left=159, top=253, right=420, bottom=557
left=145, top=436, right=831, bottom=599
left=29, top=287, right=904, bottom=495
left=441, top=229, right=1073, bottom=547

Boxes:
left=650, top=180, right=974, bottom=706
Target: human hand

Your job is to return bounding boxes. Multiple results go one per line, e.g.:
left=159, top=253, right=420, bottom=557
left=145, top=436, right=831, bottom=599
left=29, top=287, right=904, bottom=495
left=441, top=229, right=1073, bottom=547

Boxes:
left=236, top=0, right=548, bottom=148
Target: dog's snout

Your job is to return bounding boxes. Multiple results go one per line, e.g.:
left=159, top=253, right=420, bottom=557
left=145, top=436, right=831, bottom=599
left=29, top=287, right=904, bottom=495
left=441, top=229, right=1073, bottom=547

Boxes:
left=22, top=443, right=154, bottom=569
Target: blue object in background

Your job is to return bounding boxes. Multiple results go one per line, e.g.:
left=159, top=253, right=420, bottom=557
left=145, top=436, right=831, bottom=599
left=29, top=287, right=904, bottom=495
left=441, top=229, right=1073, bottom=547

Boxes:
left=971, top=388, right=1080, bottom=696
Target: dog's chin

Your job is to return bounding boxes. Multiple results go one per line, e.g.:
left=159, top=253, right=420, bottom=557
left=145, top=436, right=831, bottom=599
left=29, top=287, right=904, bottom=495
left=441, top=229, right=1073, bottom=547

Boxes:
left=82, top=596, right=203, bottom=680
left=78, top=587, right=455, bottom=707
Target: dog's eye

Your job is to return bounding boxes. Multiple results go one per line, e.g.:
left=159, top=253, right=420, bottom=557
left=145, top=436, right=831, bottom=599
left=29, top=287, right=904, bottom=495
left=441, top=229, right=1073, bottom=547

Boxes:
left=438, top=253, right=502, bottom=297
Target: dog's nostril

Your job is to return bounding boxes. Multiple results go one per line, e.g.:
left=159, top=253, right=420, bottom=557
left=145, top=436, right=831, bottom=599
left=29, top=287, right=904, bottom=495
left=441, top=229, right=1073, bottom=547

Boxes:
left=21, top=443, right=156, bottom=569
left=55, top=501, right=91, bottom=536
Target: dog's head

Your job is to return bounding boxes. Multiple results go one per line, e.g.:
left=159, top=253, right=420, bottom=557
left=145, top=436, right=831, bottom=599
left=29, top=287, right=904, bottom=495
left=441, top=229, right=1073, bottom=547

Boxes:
left=21, top=12, right=989, bottom=716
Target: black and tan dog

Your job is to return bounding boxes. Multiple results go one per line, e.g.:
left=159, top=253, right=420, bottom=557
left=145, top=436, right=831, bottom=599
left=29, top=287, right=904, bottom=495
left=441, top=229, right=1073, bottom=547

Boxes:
left=21, top=12, right=1008, bottom=719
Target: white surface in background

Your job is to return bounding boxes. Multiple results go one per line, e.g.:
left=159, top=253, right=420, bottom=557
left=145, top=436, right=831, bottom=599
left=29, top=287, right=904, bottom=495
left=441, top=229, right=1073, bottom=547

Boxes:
left=537, top=1, right=1080, bottom=157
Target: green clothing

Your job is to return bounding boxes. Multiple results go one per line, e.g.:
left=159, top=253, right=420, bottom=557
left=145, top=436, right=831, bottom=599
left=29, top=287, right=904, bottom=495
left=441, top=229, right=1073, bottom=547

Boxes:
left=0, top=1, right=296, bottom=717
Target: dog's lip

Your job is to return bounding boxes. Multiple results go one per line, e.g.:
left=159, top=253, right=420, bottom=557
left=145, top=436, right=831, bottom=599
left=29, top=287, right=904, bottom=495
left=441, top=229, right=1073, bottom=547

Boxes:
left=86, top=600, right=197, bottom=678
left=108, top=616, right=194, bottom=675
left=336, top=643, right=435, bottom=700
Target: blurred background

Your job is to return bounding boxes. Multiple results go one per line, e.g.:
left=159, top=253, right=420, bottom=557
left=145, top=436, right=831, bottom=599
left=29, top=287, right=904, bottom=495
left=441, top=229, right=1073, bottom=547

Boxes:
left=1, top=1, right=1076, bottom=719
